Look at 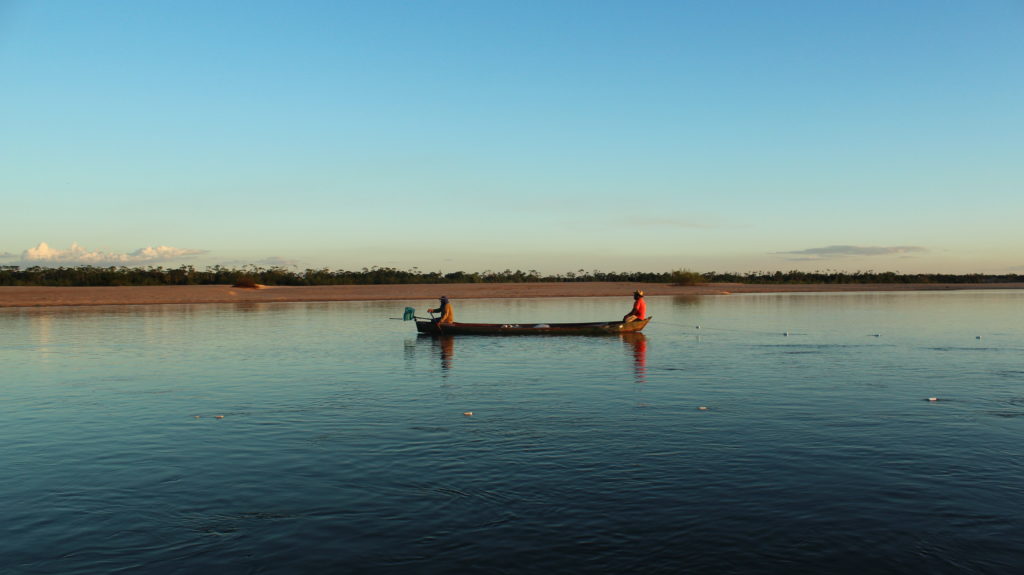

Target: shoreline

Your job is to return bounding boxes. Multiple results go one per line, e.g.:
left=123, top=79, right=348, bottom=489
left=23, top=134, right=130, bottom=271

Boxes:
left=2, top=282, right=1023, bottom=308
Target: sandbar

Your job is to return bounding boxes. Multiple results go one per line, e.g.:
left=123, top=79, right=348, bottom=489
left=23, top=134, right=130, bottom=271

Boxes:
left=2, top=282, right=1023, bottom=308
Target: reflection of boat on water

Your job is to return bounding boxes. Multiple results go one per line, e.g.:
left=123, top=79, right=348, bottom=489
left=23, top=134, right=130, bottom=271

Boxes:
left=415, top=317, right=652, bottom=336
left=620, top=332, right=647, bottom=350
left=420, top=331, right=649, bottom=380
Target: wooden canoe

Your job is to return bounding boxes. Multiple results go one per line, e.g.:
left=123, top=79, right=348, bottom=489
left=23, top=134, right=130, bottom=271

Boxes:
left=415, top=317, right=652, bottom=336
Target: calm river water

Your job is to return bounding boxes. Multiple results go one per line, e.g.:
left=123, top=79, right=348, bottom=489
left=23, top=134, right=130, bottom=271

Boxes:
left=2, top=291, right=1023, bottom=574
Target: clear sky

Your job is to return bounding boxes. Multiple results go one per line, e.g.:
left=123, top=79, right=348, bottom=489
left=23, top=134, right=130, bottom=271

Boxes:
left=2, top=0, right=1022, bottom=275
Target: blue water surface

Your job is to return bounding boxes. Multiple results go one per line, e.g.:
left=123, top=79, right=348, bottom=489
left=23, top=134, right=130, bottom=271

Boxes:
left=2, top=292, right=1023, bottom=574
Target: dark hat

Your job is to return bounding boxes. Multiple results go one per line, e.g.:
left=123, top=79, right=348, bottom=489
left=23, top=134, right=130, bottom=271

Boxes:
left=634, top=290, right=644, bottom=297
left=439, top=296, right=449, bottom=303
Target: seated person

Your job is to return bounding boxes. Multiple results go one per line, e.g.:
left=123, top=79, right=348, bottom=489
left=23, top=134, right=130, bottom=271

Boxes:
left=623, top=290, right=646, bottom=322
left=428, top=296, right=454, bottom=323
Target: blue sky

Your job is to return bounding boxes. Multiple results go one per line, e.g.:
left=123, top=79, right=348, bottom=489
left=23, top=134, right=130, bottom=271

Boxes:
left=2, top=0, right=1022, bottom=274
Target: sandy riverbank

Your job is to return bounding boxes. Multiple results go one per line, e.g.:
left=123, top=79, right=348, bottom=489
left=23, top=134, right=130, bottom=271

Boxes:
left=2, top=282, right=1023, bottom=308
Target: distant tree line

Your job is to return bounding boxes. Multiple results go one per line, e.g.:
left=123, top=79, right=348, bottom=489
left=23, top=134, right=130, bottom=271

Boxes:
left=0, top=265, right=1020, bottom=287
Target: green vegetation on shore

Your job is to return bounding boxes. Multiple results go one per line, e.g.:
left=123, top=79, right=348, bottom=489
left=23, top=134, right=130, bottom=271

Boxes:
left=1, top=265, right=1020, bottom=287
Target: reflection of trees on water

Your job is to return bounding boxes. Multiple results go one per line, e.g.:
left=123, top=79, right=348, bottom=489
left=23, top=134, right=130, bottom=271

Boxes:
left=671, top=295, right=702, bottom=308
left=621, top=333, right=647, bottom=384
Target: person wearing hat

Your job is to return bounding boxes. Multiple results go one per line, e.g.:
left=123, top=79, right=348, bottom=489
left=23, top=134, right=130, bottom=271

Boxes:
left=428, top=296, right=454, bottom=324
left=623, top=290, right=647, bottom=323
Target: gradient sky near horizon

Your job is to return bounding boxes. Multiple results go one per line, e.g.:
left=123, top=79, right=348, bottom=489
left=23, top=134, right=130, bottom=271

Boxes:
left=2, top=0, right=1022, bottom=274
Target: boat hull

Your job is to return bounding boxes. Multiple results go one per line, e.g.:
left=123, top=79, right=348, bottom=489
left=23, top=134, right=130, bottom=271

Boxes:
left=415, top=317, right=652, bottom=336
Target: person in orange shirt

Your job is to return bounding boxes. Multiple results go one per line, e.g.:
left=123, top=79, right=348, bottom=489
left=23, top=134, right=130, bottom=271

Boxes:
left=428, top=296, right=454, bottom=324
left=623, top=290, right=646, bottom=322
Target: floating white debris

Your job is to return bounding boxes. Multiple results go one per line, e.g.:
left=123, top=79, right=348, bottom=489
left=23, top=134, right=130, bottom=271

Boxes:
left=463, top=411, right=473, bottom=416
left=698, top=406, right=709, bottom=411
left=215, top=415, right=225, bottom=419
left=194, top=415, right=201, bottom=419
left=928, top=397, right=938, bottom=402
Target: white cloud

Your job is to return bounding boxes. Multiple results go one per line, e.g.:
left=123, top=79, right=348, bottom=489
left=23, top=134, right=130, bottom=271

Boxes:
left=254, top=256, right=300, bottom=268
left=217, top=256, right=302, bottom=268
left=778, top=245, right=927, bottom=260
left=21, top=242, right=207, bottom=265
